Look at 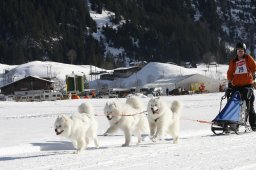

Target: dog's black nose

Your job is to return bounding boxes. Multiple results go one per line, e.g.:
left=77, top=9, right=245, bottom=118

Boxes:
left=106, top=115, right=112, bottom=120
left=151, top=108, right=158, bottom=114
left=55, top=129, right=57, bottom=132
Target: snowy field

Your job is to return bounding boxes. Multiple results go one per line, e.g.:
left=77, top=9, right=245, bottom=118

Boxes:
left=1, top=93, right=256, bottom=170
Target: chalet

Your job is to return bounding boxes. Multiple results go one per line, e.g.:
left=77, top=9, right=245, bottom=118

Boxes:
left=0, top=76, right=54, bottom=95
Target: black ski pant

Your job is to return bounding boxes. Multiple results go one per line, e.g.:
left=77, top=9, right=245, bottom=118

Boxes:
left=247, top=94, right=256, bottom=129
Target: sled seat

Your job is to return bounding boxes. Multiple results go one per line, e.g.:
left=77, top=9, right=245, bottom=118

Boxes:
left=211, top=91, right=248, bottom=135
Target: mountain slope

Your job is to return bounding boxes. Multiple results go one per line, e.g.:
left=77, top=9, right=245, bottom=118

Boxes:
left=0, top=0, right=255, bottom=67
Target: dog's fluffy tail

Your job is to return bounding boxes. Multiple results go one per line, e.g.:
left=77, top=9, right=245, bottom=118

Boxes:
left=78, top=102, right=94, bottom=118
left=171, top=100, right=182, bottom=115
left=126, top=96, right=144, bottom=110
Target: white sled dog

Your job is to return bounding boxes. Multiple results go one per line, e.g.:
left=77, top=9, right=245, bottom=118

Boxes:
left=147, top=97, right=182, bottom=144
left=54, top=102, right=99, bottom=154
left=104, top=96, right=149, bottom=146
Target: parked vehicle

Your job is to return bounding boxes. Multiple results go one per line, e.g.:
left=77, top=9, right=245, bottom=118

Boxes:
left=149, top=87, right=163, bottom=96
left=108, top=88, right=130, bottom=98
left=140, top=87, right=163, bottom=96
left=0, top=94, right=6, bottom=101
left=14, top=90, right=63, bottom=102
left=169, top=88, right=189, bottom=95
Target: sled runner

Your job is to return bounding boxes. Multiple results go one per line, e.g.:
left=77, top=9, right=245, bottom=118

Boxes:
left=211, top=89, right=251, bottom=135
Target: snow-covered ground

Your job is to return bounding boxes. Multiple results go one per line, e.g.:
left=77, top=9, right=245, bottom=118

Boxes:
left=1, top=93, right=256, bottom=170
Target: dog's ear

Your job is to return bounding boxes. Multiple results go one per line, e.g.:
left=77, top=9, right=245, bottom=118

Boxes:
left=57, top=114, right=64, bottom=119
left=112, top=101, right=117, bottom=107
left=61, top=115, right=69, bottom=121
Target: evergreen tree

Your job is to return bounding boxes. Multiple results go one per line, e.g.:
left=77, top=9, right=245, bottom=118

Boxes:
left=0, top=0, right=101, bottom=65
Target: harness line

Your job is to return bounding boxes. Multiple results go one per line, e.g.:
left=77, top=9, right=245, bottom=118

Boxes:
left=182, top=118, right=212, bottom=124
left=94, top=110, right=148, bottom=117
left=94, top=111, right=212, bottom=124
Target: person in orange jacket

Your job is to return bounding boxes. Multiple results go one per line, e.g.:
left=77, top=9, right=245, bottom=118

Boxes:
left=227, top=42, right=256, bottom=131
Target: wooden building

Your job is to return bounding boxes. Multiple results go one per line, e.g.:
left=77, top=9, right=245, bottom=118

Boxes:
left=0, top=76, right=54, bottom=95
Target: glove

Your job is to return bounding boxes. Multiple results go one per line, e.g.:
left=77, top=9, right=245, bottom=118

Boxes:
left=228, top=82, right=233, bottom=89
left=226, top=82, right=233, bottom=99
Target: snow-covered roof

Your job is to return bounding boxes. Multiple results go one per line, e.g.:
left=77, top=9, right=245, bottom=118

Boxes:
left=0, top=76, right=53, bottom=88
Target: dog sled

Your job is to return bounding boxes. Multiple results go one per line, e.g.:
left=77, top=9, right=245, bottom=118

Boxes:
left=211, top=88, right=252, bottom=135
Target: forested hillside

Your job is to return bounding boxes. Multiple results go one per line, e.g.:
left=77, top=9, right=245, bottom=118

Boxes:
left=0, top=0, right=255, bottom=68
left=0, top=0, right=104, bottom=66
left=96, top=0, right=227, bottom=66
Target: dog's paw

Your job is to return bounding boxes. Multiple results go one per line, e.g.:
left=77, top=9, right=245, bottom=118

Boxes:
left=74, top=150, right=80, bottom=154
left=151, top=137, right=157, bottom=142
left=173, top=138, right=179, bottom=144
left=122, top=143, right=129, bottom=147
left=103, top=132, right=109, bottom=136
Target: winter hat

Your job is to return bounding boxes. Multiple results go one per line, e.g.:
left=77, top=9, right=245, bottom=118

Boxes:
left=236, top=42, right=246, bottom=51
